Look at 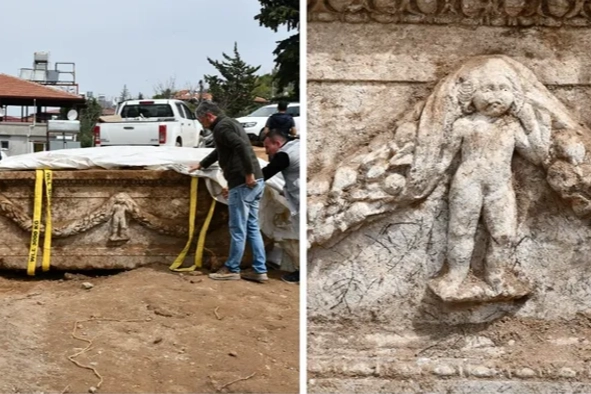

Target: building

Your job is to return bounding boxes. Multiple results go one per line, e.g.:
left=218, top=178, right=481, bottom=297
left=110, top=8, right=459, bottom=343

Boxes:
left=173, top=90, right=212, bottom=101
left=0, top=73, right=86, bottom=155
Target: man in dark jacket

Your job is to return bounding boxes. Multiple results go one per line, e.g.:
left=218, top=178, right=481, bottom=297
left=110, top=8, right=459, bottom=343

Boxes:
left=189, top=101, right=267, bottom=283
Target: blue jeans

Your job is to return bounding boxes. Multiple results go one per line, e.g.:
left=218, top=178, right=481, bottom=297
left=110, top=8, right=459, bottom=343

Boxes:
left=225, top=179, right=267, bottom=273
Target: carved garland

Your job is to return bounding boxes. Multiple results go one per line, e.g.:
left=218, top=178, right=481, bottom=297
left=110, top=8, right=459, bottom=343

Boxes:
left=0, top=192, right=190, bottom=239
left=308, top=0, right=591, bottom=26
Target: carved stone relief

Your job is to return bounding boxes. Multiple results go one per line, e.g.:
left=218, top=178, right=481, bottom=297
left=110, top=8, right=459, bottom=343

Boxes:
left=308, top=55, right=591, bottom=304
left=308, top=0, right=591, bottom=26
left=0, top=191, right=189, bottom=241
left=109, top=194, right=133, bottom=242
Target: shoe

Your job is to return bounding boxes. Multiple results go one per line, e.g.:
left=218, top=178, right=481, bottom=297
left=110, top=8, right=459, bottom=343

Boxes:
left=241, top=269, right=268, bottom=283
left=208, top=266, right=240, bottom=281
left=281, top=270, right=299, bottom=284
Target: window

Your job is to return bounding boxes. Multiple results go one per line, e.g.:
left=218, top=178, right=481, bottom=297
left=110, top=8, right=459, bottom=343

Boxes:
left=120, top=104, right=174, bottom=118
left=182, top=104, right=196, bottom=120
left=286, top=106, right=300, bottom=117
left=32, top=142, right=45, bottom=152
left=0, top=141, right=8, bottom=150
left=175, top=103, right=187, bottom=119
left=248, top=106, right=277, bottom=117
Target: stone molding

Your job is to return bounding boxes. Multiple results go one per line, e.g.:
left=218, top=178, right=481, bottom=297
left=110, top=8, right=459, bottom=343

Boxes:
left=309, top=356, right=587, bottom=380
left=308, top=0, right=591, bottom=26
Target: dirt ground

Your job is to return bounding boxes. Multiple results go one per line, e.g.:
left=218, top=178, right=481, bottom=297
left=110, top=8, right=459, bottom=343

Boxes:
left=0, top=265, right=299, bottom=394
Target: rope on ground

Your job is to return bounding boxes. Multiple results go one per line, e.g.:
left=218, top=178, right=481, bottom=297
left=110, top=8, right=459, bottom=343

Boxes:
left=66, top=317, right=150, bottom=391
left=214, top=306, right=222, bottom=320
left=67, top=319, right=103, bottom=389
left=218, top=372, right=257, bottom=391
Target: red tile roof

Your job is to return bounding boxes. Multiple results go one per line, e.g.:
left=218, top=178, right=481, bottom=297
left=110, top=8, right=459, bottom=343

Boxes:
left=254, top=96, right=270, bottom=104
left=0, top=74, right=85, bottom=104
left=2, top=116, right=23, bottom=122
left=173, top=90, right=213, bottom=101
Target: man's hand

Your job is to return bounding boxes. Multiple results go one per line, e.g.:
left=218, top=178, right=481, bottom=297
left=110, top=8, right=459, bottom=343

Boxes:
left=221, top=187, right=229, bottom=199
left=188, top=163, right=202, bottom=173
left=245, top=173, right=257, bottom=188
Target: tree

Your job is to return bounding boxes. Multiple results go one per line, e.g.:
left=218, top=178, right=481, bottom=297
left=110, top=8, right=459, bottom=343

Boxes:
left=81, top=99, right=103, bottom=147
left=253, top=73, right=274, bottom=100
left=119, top=84, right=131, bottom=102
left=255, top=0, right=299, bottom=99
left=137, top=92, right=144, bottom=100
left=153, top=77, right=177, bottom=99
left=198, top=79, right=206, bottom=104
left=204, top=43, right=261, bottom=117
left=60, top=99, right=103, bottom=148
left=182, top=79, right=207, bottom=113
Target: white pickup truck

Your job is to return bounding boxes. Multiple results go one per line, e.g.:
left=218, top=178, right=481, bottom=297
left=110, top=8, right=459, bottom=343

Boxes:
left=93, top=99, right=203, bottom=147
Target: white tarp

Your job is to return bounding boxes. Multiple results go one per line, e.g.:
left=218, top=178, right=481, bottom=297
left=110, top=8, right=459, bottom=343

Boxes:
left=0, top=146, right=297, bottom=242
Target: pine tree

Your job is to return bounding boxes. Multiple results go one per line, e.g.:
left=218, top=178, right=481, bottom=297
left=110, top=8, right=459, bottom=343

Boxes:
left=204, top=43, right=261, bottom=117
left=253, top=72, right=275, bottom=100
left=255, top=0, right=299, bottom=100
left=79, top=99, right=103, bottom=147
left=60, top=98, right=102, bottom=147
left=119, top=84, right=131, bottom=102
left=137, top=92, right=144, bottom=100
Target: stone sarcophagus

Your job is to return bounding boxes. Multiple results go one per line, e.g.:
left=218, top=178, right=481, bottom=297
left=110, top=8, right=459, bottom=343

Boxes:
left=0, top=170, right=250, bottom=272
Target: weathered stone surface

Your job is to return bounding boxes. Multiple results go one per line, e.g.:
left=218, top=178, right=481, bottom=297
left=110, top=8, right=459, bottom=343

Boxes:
left=433, top=364, right=456, bottom=377
left=308, top=11, right=591, bottom=392
left=309, top=378, right=591, bottom=394
left=307, top=23, right=591, bottom=179
left=0, top=170, right=267, bottom=272
left=309, top=53, right=591, bottom=306
left=308, top=24, right=591, bottom=84
left=516, top=368, right=537, bottom=378
left=308, top=0, right=591, bottom=27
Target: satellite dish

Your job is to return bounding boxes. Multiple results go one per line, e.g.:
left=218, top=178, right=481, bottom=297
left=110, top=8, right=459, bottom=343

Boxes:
left=67, top=109, right=78, bottom=120
left=0, top=108, right=4, bottom=117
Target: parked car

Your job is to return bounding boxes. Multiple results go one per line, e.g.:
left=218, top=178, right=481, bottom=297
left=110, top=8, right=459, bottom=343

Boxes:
left=93, top=99, right=203, bottom=147
left=236, top=103, right=300, bottom=142
left=197, top=128, right=215, bottom=148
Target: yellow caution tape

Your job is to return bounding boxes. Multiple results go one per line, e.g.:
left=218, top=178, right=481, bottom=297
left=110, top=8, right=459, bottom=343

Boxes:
left=169, top=177, right=198, bottom=271
left=194, top=198, right=216, bottom=269
left=169, top=177, right=216, bottom=272
left=27, top=170, right=44, bottom=276
left=42, top=170, right=53, bottom=272
left=27, top=169, right=53, bottom=276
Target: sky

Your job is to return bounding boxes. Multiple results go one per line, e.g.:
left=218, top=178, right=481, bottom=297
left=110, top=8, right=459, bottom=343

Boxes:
left=0, top=0, right=289, bottom=102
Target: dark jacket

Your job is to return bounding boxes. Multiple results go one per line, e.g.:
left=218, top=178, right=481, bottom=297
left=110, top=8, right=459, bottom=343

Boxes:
left=265, top=112, right=295, bottom=138
left=199, top=116, right=263, bottom=189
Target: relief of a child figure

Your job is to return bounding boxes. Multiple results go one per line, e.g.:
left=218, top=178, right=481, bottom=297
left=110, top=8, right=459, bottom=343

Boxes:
left=109, top=194, right=132, bottom=242
left=427, top=61, right=552, bottom=302
left=308, top=55, right=591, bottom=303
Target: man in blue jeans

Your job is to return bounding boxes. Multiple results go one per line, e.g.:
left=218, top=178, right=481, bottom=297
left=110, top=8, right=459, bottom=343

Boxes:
left=189, top=101, right=267, bottom=283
